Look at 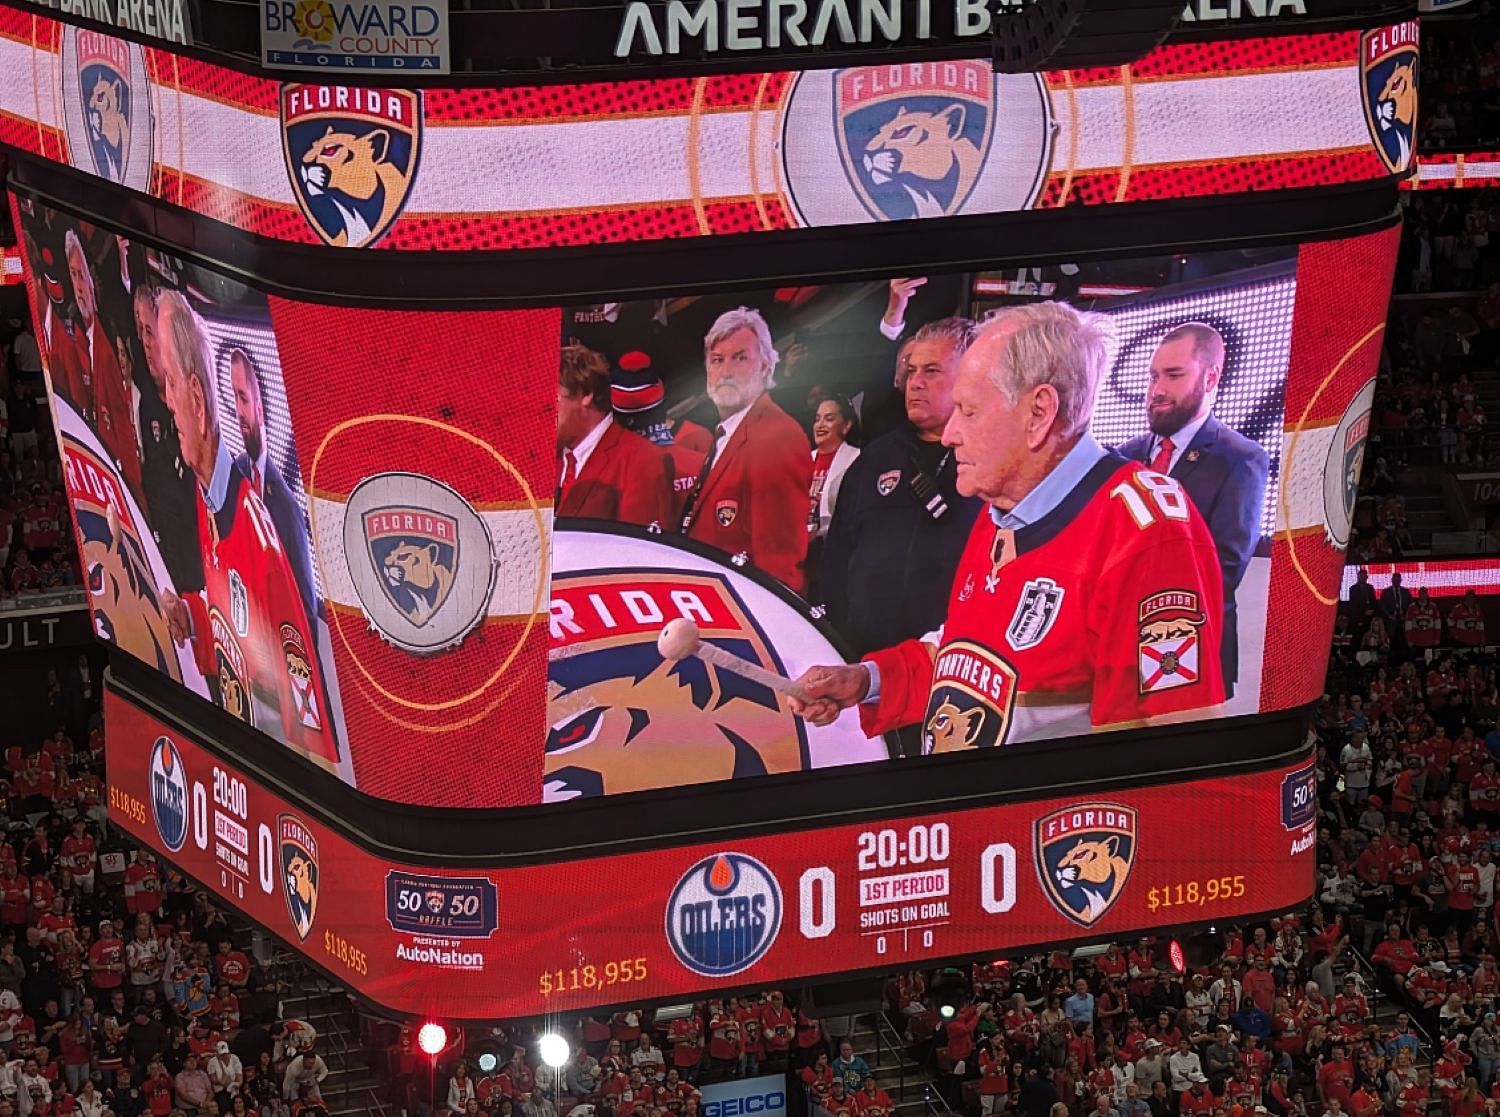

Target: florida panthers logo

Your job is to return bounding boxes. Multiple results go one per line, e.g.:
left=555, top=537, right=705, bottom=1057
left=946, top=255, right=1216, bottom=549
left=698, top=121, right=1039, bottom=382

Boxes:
left=1362, top=23, right=1420, bottom=175
left=65, top=439, right=180, bottom=682
left=278, top=814, right=320, bottom=941
left=1035, top=803, right=1138, bottom=927
left=547, top=572, right=811, bottom=801
left=281, top=84, right=422, bottom=248
left=365, top=509, right=459, bottom=626
left=920, top=640, right=1017, bottom=753
left=59, top=29, right=153, bottom=191
left=835, top=62, right=995, bottom=222
left=1323, top=379, right=1376, bottom=549
left=343, top=473, right=494, bottom=656
left=75, top=33, right=131, bottom=182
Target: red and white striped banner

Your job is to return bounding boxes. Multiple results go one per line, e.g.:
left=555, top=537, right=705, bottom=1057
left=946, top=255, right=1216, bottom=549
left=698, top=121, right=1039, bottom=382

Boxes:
left=0, top=10, right=1402, bottom=252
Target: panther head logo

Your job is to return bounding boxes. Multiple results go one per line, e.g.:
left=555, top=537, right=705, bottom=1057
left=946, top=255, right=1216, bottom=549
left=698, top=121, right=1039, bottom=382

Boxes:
left=299, top=126, right=410, bottom=248
left=545, top=650, right=802, bottom=801
left=278, top=815, right=320, bottom=941
left=1362, top=28, right=1419, bottom=175
left=85, top=74, right=130, bottom=178
left=1052, top=835, right=1132, bottom=921
left=834, top=62, right=996, bottom=223
left=380, top=539, right=456, bottom=627
left=923, top=697, right=984, bottom=754
left=281, top=87, right=422, bottom=250
left=1035, top=803, right=1139, bottom=927
left=861, top=105, right=984, bottom=220
left=78, top=499, right=179, bottom=682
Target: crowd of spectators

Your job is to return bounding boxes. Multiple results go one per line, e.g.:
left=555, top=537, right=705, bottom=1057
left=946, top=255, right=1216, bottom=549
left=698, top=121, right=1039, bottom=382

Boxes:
left=0, top=676, right=338, bottom=1117
left=1418, top=13, right=1500, bottom=154
left=0, top=321, right=78, bottom=602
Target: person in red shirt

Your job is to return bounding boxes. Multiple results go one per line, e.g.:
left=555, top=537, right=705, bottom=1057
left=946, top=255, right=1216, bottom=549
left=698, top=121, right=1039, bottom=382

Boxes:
left=706, top=1002, right=742, bottom=1075
left=123, top=855, right=161, bottom=916
left=1242, top=957, right=1276, bottom=1014
left=154, top=291, right=337, bottom=768
left=59, top=819, right=95, bottom=896
left=1450, top=850, right=1483, bottom=934
left=758, top=992, right=794, bottom=1070
left=800, top=1052, right=834, bottom=1104
left=1397, top=1070, right=1433, bottom=1117
left=1317, top=1043, right=1355, bottom=1111
left=1373, top=924, right=1420, bottom=993
left=1178, top=1075, right=1217, bottom=1115
left=213, top=939, right=251, bottom=988
left=142, top=1057, right=175, bottom=1117
left=854, top=1075, right=894, bottom=1117
left=86, top=920, right=125, bottom=995
left=1094, top=944, right=1128, bottom=982
left=976, top=1037, right=1008, bottom=1115
left=1449, top=589, right=1487, bottom=647
left=0, top=862, right=29, bottom=930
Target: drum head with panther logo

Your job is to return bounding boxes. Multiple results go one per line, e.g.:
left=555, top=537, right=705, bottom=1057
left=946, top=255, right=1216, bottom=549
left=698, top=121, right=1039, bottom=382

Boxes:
left=343, top=472, right=495, bottom=656
left=548, top=526, right=892, bottom=801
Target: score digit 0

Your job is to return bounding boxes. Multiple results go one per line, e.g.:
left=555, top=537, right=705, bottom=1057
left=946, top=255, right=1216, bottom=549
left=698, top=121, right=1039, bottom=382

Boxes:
left=797, top=841, right=1016, bottom=939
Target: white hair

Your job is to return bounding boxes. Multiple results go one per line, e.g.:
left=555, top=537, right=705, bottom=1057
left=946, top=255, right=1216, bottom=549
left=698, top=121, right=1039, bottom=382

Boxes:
left=705, top=306, right=778, bottom=385
left=156, top=288, right=219, bottom=434
left=977, top=302, right=1115, bottom=438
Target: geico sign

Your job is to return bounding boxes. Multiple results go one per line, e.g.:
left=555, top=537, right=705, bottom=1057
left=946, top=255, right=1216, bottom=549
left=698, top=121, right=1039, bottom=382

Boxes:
left=703, top=1093, right=787, bottom=1117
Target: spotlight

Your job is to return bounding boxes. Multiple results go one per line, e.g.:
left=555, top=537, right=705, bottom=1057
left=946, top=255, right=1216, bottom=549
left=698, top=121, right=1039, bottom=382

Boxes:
left=929, top=966, right=971, bottom=1021
left=1168, top=940, right=1186, bottom=975
left=538, top=1032, right=570, bottom=1069
left=417, top=1023, right=448, bottom=1056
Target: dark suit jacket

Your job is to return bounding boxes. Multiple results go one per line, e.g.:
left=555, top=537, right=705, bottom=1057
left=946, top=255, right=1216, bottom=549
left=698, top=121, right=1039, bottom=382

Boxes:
left=685, top=392, right=813, bottom=594
left=1120, top=416, right=1270, bottom=688
left=235, top=452, right=319, bottom=623
left=559, top=419, right=674, bottom=529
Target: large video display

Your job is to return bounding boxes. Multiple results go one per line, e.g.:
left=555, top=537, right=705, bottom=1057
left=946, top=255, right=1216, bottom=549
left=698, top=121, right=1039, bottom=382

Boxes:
left=16, top=195, right=1396, bottom=807
left=105, top=691, right=1317, bottom=1020
left=0, top=10, right=1413, bottom=251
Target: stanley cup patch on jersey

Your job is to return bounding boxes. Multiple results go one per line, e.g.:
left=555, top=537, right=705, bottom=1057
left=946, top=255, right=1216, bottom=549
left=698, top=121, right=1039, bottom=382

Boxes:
left=1137, top=590, right=1205, bottom=695
left=922, top=640, right=1017, bottom=754
left=1006, top=577, right=1064, bottom=651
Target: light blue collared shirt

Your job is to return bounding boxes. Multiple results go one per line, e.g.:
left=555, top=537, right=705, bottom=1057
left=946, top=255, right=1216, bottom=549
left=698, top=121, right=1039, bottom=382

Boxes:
left=203, top=438, right=234, bottom=516
left=990, top=433, right=1108, bottom=531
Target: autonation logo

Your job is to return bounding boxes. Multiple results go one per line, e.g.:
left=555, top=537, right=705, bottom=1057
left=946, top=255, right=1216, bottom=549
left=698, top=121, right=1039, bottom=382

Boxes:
left=701, top=1075, right=788, bottom=1117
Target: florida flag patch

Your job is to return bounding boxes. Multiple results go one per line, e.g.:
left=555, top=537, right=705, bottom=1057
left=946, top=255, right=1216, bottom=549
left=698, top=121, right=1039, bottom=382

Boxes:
left=1137, top=590, right=1204, bottom=694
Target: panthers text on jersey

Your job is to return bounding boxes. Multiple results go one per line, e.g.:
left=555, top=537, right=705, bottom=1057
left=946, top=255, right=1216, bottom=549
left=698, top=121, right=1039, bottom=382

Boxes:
left=860, top=455, right=1226, bottom=749
left=180, top=461, right=339, bottom=767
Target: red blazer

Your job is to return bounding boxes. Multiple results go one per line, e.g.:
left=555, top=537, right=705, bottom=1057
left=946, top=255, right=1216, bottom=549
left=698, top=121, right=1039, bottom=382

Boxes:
left=686, top=392, right=812, bottom=594
left=559, top=418, right=674, bottom=529
left=44, top=311, right=89, bottom=416
left=84, top=324, right=141, bottom=498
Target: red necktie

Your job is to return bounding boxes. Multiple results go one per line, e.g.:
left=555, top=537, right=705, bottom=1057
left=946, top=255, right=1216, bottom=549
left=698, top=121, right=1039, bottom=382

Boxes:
left=1149, top=436, right=1175, bottom=474
left=559, top=451, right=578, bottom=505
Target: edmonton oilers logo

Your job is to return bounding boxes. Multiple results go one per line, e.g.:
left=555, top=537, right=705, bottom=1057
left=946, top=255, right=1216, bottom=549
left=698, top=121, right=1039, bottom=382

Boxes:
left=665, top=853, right=782, bottom=977
left=148, top=736, right=188, bottom=852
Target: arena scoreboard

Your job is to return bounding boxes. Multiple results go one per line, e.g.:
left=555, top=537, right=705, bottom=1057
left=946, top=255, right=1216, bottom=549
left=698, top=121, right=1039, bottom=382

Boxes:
left=0, top=0, right=1411, bottom=1020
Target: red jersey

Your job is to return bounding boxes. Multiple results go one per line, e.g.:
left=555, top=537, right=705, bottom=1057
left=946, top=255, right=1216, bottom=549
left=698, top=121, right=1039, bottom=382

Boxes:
left=0, top=873, right=29, bottom=924
left=87, top=938, right=124, bottom=989
left=1473, top=772, right=1500, bottom=814
left=1450, top=864, right=1481, bottom=910
left=60, top=835, right=96, bottom=877
left=180, top=466, right=337, bottom=766
left=1406, top=601, right=1442, bottom=647
left=1450, top=600, right=1486, bottom=646
left=861, top=456, right=1225, bottom=746
left=123, top=862, right=160, bottom=915
left=215, top=949, right=251, bottom=986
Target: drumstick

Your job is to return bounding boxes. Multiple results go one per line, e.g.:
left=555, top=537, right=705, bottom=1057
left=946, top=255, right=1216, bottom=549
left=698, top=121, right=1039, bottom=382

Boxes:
left=657, top=618, right=809, bottom=701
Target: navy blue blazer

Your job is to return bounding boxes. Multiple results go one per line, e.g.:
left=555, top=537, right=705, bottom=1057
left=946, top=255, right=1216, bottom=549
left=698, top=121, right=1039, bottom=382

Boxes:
left=1118, top=416, right=1270, bottom=690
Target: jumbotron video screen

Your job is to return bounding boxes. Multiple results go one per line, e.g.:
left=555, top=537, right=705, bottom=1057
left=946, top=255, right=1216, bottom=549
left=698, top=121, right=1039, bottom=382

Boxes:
left=18, top=195, right=1392, bottom=809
